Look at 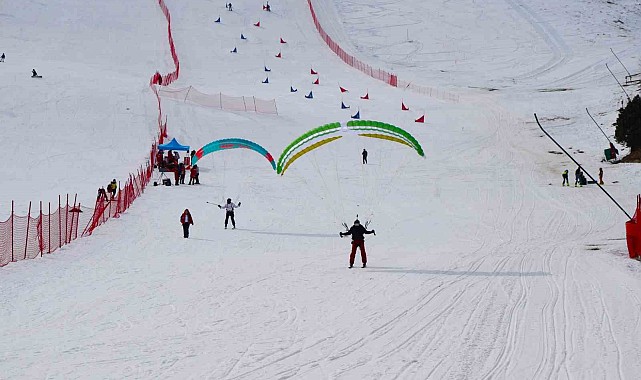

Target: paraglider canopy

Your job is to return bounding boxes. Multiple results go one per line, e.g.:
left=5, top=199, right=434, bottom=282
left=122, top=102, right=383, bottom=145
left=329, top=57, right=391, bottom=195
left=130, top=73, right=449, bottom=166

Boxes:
left=158, top=138, right=190, bottom=151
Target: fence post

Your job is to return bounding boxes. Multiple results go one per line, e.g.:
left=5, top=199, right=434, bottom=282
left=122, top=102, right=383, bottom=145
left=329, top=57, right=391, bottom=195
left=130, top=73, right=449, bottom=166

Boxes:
left=48, top=202, right=51, bottom=254
left=39, top=201, right=43, bottom=257
left=11, top=201, right=14, bottom=262
left=58, top=195, right=62, bottom=249
left=69, top=194, right=77, bottom=243
left=219, top=92, right=223, bottom=109
left=24, top=202, right=31, bottom=260
left=65, top=194, right=70, bottom=244
left=184, top=86, right=192, bottom=102
left=74, top=203, right=81, bottom=240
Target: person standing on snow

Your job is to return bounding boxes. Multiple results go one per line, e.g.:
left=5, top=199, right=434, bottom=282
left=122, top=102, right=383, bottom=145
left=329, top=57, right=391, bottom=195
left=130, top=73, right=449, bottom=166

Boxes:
left=0, top=53, right=5, bottom=62
left=340, top=219, right=375, bottom=268
left=218, top=198, right=241, bottom=229
left=562, top=169, right=569, bottom=186
left=180, top=209, right=194, bottom=238
left=574, top=166, right=582, bottom=187
left=362, top=149, right=368, bottom=164
left=599, top=168, right=604, bottom=185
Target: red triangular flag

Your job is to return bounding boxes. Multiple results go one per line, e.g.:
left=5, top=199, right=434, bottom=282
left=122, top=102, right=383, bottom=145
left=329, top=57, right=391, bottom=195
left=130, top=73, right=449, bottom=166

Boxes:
left=275, top=51, right=282, bottom=58
left=254, top=21, right=260, bottom=27
left=313, top=77, right=319, bottom=85
left=280, top=38, right=287, bottom=44
left=360, top=92, right=369, bottom=100
left=310, top=68, right=318, bottom=75
left=401, top=102, right=409, bottom=111
left=340, top=86, right=348, bottom=93
left=415, top=115, right=425, bottom=123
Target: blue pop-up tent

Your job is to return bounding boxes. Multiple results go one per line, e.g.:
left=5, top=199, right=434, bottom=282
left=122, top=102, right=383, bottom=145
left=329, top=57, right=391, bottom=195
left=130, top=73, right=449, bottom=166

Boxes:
left=158, top=138, right=190, bottom=151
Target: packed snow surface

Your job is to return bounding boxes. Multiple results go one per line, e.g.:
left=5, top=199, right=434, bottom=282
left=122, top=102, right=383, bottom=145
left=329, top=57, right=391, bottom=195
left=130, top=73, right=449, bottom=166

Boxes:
left=1, top=0, right=641, bottom=378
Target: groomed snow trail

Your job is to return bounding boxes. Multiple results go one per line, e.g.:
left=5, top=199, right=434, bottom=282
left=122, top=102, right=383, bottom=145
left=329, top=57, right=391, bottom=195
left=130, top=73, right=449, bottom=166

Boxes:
left=1, top=0, right=641, bottom=379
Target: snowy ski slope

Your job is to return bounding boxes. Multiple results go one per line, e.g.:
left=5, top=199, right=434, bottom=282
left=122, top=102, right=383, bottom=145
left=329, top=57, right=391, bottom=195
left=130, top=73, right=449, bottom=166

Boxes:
left=1, top=0, right=641, bottom=378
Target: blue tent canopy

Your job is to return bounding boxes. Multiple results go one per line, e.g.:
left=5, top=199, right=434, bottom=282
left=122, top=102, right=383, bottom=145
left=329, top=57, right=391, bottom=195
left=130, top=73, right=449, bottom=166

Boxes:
left=158, top=138, right=190, bottom=152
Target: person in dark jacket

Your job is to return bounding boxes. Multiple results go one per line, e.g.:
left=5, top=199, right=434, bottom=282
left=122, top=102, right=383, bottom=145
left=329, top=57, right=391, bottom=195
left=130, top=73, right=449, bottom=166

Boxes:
left=0, top=53, right=5, bottom=62
left=178, top=162, right=186, bottom=184
left=574, top=166, right=582, bottom=187
left=362, top=149, right=368, bottom=164
left=340, top=219, right=375, bottom=268
left=180, top=209, right=194, bottom=238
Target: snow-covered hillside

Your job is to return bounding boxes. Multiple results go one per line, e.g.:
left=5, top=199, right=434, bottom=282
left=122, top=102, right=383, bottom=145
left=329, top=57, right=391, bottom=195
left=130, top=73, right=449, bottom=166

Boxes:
left=1, top=0, right=640, bottom=378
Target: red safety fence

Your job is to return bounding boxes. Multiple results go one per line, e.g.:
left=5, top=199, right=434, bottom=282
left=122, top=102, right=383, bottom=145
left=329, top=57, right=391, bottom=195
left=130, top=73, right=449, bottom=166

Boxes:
left=1, top=0, right=177, bottom=268
left=625, top=194, right=641, bottom=259
left=306, top=0, right=460, bottom=103
left=306, top=0, right=397, bottom=87
left=82, top=145, right=156, bottom=237
left=0, top=196, right=93, bottom=267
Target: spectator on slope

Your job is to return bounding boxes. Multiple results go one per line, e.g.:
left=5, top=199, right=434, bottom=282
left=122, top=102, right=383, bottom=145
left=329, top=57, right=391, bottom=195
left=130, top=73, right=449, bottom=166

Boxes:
left=97, top=187, right=108, bottom=201
left=174, top=166, right=180, bottom=186
left=178, top=162, right=186, bottom=184
left=108, top=179, right=117, bottom=198
left=174, top=151, right=180, bottom=161
left=340, top=219, right=375, bottom=268
left=180, top=209, right=194, bottom=238
left=218, top=198, right=240, bottom=229
left=189, top=165, right=200, bottom=185
left=562, top=169, right=569, bottom=186
left=362, top=148, right=368, bottom=164
left=156, top=150, right=164, bottom=168
left=574, top=167, right=582, bottom=188
left=0, top=53, right=5, bottom=62
left=599, top=168, right=604, bottom=185
left=609, top=142, right=618, bottom=160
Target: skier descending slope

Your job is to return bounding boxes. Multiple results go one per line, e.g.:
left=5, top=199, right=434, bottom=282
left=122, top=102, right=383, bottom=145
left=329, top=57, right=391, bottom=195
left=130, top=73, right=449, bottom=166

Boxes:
left=218, top=198, right=241, bottom=229
left=340, top=219, right=376, bottom=268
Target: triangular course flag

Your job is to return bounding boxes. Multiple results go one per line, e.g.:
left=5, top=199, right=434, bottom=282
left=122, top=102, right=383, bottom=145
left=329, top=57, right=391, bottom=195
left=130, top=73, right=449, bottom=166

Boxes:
left=360, top=92, right=369, bottom=100
left=313, top=77, right=319, bottom=85
left=241, top=33, right=247, bottom=40
left=305, top=91, right=313, bottom=99
left=415, top=115, right=425, bottom=123
left=264, top=66, right=271, bottom=72
left=215, top=17, right=221, bottom=23
left=231, top=47, right=237, bottom=53
left=254, top=21, right=260, bottom=27
left=275, top=51, right=282, bottom=58
left=351, top=110, right=360, bottom=119
left=280, top=38, right=287, bottom=44
left=262, top=76, right=269, bottom=84
left=340, top=86, right=348, bottom=93
left=290, top=86, right=298, bottom=93
left=341, top=101, right=350, bottom=109
left=401, top=101, right=409, bottom=111
left=311, top=68, right=318, bottom=75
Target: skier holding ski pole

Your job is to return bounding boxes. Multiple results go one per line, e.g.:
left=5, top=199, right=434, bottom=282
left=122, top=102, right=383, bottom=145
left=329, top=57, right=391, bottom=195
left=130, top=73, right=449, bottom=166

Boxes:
left=340, top=219, right=375, bottom=268
left=216, top=198, right=241, bottom=229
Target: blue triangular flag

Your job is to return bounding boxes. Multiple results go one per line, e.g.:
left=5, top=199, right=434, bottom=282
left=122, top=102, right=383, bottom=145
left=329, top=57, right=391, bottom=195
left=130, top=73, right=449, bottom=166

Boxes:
left=305, top=91, right=313, bottom=99
left=351, top=110, right=360, bottom=119
left=290, top=86, right=298, bottom=93
left=215, top=17, right=221, bottom=23
left=231, top=47, right=237, bottom=53
left=264, top=66, right=271, bottom=72
left=241, top=33, right=247, bottom=40
left=262, top=77, right=269, bottom=84
left=341, top=101, right=350, bottom=109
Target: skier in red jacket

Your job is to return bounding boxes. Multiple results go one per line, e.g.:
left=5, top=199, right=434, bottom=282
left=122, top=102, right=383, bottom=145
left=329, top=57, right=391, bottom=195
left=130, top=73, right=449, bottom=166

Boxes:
left=340, top=219, right=375, bottom=268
